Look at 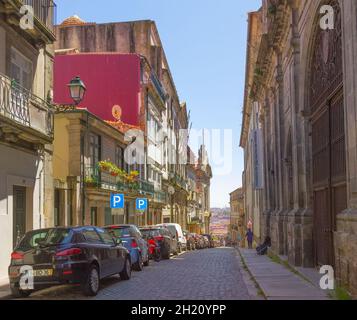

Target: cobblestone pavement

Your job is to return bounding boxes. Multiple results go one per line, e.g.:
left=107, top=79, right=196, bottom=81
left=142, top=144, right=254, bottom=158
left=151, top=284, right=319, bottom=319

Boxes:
left=19, top=247, right=250, bottom=300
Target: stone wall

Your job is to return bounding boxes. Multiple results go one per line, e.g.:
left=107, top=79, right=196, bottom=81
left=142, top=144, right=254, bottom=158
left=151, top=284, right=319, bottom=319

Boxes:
left=241, top=0, right=357, bottom=296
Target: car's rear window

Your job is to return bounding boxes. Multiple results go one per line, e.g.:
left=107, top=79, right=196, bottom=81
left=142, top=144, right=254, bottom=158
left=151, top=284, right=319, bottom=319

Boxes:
left=165, top=225, right=177, bottom=237
left=17, top=229, right=72, bottom=251
left=140, top=229, right=160, bottom=237
left=107, top=227, right=131, bottom=238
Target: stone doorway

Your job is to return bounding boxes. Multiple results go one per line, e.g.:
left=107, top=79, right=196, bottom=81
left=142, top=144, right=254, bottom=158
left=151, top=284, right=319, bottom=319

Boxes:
left=309, top=1, right=346, bottom=267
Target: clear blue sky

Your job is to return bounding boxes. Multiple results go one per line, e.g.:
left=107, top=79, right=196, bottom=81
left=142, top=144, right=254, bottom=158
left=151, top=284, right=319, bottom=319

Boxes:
left=56, top=0, right=261, bottom=208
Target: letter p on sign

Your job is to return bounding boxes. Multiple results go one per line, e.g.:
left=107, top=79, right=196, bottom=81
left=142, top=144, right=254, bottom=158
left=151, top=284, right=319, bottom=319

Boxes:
left=110, top=194, right=124, bottom=209
left=136, top=198, right=148, bottom=210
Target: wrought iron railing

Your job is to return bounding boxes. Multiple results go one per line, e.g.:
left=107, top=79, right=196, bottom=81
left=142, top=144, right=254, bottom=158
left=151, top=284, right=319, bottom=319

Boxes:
left=173, top=173, right=187, bottom=190
left=84, top=166, right=156, bottom=196
left=150, top=72, right=166, bottom=103
left=154, top=190, right=167, bottom=203
left=0, top=73, right=54, bottom=137
left=23, top=0, right=57, bottom=33
left=138, top=179, right=155, bottom=195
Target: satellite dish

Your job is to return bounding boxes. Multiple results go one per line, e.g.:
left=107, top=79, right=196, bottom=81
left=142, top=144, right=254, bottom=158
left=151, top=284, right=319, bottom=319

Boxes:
left=112, top=105, right=122, bottom=121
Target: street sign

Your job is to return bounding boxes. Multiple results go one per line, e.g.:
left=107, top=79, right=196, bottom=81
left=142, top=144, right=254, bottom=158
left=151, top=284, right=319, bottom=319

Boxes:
left=110, top=194, right=124, bottom=209
left=136, top=198, right=148, bottom=211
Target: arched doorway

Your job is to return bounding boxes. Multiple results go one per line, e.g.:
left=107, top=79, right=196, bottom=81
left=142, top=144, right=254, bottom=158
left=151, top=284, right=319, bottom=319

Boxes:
left=309, top=1, right=346, bottom=267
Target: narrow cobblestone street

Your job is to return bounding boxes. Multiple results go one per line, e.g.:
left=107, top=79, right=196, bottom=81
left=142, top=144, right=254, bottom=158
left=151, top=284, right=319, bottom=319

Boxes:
left=11, top=248, right=250, bottom=300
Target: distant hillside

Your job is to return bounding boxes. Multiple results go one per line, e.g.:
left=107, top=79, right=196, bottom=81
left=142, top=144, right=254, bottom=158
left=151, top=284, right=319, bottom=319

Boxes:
left=210, top=207, right=230, bottom=236
left=211, top=207, right=230, bottom=216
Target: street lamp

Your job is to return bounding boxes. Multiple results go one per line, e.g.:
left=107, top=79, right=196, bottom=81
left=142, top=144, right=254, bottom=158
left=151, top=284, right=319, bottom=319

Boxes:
left=68, top=76, right=86, bottom=105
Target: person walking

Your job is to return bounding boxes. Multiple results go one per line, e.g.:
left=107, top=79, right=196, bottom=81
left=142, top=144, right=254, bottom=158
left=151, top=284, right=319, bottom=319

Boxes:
left=246, top=229, right=254, bottom=249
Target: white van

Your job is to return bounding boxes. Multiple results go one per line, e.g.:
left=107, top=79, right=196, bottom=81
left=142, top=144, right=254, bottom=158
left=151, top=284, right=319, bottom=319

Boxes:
left=156, top=223, right=187, bottom=252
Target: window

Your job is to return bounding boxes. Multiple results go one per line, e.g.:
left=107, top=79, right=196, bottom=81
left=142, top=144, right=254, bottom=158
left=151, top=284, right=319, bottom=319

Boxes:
left=90, top=207, right=98, bottom=226
left=97, top=228, right=115, bottom=245
left=82, top=229, right=102, bottom=244
left=17, top=229, right=72, bottom=251
left=89, top=134, right=101, bottom=167
left=72, top=232, right=86, bottom=243
left=108, top=227, right=131, bottom=238
left=115, top=145, right=124, bottom=169
left=10, top=48, right=32, bottom=90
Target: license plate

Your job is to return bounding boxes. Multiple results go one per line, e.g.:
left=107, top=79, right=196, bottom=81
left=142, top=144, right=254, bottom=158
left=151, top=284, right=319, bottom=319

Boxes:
left=33, top=269, right=53, bottom=277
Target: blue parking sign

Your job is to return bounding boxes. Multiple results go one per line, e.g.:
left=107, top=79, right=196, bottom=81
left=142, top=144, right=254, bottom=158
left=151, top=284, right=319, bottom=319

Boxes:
left=136, top=198, right=148, bottom=210
left=110, top=194, right=124, bottom=209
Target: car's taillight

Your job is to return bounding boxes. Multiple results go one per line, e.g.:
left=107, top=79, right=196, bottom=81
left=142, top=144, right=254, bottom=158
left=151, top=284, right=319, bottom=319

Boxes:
left=11, top=252, right=24, bottom=260
left=131, top=239, right=138, bottom=248
left=56, top=248, right=82, bottom=257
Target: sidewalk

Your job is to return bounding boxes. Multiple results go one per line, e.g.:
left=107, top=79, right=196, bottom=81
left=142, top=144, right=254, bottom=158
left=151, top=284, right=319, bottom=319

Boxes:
left=0, top=284, right=11, bottom=300
left=238, top=248, right=330, bottom=300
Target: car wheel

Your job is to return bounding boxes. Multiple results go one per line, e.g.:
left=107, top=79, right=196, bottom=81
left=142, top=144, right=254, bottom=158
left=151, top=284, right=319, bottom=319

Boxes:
left=81, top=264, right=100, bottom=296
left=133, top=253, right=144, bottom=271
left=162, top=248, right=170, bottom=259
left=11, top=286, right=32, bottom=298
left=120, top=256, right=132, bottom=280
left=143, top=253, right=150, bottom=267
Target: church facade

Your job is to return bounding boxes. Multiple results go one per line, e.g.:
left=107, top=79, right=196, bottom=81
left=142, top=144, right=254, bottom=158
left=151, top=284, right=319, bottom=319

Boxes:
left=240, top=0, right=357, bottom=296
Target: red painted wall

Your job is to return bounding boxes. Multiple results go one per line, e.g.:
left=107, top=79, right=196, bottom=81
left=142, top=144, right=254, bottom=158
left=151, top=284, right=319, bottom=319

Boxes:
left=54, top=53, right=142, bottom=125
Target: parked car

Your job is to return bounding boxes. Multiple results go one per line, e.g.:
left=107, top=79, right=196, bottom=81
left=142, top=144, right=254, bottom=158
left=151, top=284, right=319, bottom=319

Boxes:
left=140, top=226, right=177, bottom=259
left=9, top=226, right=131, bottom=298
left=156, top=223, right=187, bottom=252
left=191, top=233, right=203, bottom=249
left=202, top=234, right=215, bottom=248
left=202, top=235, right=210, bottom=248
left=104, top=224, right=149, bottom=271
left=184, top=231, right=196, bottom=250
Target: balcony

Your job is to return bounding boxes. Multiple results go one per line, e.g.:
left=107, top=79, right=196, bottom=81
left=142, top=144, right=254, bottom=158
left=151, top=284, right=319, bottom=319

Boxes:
left=138, top=179, right=155, bottom=196
left=84, top=166, right=155, bottom=196
left=2, top=0, right=57, bottom=43
left=153, top=190, right=167, bottom=204
left=150, top=72, right=166, bottom=103
left=0, top=73, right=54, bottom=143
left=23, top=0, right=56, bottom=32
left=172, top=173, right=188, bottom=191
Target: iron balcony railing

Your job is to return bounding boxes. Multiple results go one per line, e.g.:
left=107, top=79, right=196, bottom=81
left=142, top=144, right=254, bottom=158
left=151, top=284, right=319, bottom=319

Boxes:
left=173, top=173, right=188, bottom=190
left=23, top=0, right=57, bottom=33
left=150, top=72, right=166, bottom=103
left=84, top=166, right=155, bottom=196
left=153, top=190, right=167, bottom=204
left=0, top=73, right=54, bottom=137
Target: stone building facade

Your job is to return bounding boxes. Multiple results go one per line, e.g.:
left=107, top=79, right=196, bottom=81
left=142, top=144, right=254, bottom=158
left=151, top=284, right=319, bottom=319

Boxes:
left=0, top=0, right=56, bottom=283
left=240, top=0, right=357, bottom=296
left=240, top=11, right=264, bottom=246
left=229, top=188, right=245, bottom=246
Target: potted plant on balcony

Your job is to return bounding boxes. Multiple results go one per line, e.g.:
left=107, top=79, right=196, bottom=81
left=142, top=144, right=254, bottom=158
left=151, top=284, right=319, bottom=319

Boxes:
left=126, top=171, right=140, bottom=192
left=98, top=160, right=112, bottom=172
left=84, top=176, right=98, bottom=188
left=109, top=164, right=121, bottom=177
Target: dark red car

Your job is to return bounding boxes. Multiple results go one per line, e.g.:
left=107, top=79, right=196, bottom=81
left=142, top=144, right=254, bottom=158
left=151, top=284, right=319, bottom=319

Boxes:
left=140, top=226, right=173, bottom=259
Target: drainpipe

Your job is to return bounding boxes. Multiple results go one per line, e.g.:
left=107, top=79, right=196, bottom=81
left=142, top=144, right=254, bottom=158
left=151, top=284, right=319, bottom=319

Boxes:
left=82, top=111, right=89, bottom=225
left=37, top=147, right=45, bottom=229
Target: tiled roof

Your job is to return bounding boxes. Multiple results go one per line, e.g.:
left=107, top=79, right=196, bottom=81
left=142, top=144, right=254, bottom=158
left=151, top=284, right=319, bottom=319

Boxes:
left=105, top=120, right=141, bottom=134
left=60, top=15, right=88, bottom=26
